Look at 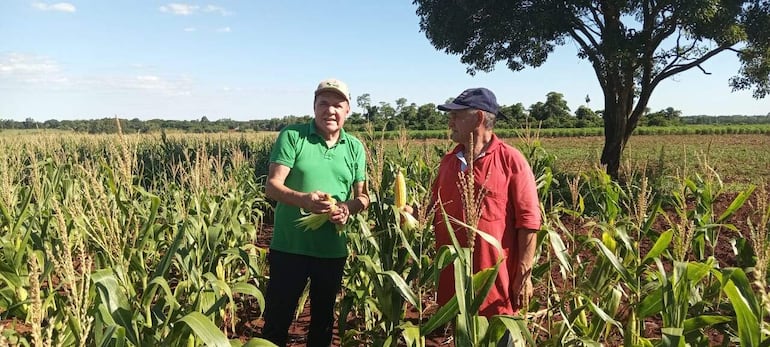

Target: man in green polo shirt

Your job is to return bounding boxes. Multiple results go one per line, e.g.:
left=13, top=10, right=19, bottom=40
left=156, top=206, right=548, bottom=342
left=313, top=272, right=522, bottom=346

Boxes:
left=262, top=78, right=369, bottom=347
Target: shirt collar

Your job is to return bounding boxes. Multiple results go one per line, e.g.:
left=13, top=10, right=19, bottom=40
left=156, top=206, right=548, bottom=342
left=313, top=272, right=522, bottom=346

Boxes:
left=310, top=121, right=347, bottom=144
left=450, top=133, right=502, bottom=156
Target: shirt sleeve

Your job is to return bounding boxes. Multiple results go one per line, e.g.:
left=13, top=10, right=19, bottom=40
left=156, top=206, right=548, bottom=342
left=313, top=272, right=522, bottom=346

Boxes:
left=269, top=127, right=298, bottom=168
left=353, top=139, right=367, bottom=183
left=509, top=149, right=542, bottom=231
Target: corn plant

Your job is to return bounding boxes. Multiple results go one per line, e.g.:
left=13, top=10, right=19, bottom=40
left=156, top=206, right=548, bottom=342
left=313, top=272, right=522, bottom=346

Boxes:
left=4, top=127, right=769, bottom=347
left=0, top=131, right=276, bottom=346
left=340, top=161, right=431, bottom=346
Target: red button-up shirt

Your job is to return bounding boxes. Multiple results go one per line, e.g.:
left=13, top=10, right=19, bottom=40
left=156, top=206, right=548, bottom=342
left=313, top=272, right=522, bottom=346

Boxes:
left=431, top=134, right=541, bottom=316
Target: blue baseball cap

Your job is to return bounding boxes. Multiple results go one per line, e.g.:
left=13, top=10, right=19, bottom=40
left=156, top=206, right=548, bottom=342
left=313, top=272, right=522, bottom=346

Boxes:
left=437, top=87, right=507, bottom=120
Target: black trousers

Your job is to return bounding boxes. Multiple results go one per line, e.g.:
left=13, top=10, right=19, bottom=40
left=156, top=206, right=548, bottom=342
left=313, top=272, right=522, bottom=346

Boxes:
left=261, top=249, right=346, bottom=347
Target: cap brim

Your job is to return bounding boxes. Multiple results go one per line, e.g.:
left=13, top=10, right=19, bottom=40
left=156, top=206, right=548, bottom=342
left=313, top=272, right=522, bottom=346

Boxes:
left=315, top=88, right=349, bottom=101
left=437, top=103, right=471, bottom=111
left=439, top=103, right=508, bottom=121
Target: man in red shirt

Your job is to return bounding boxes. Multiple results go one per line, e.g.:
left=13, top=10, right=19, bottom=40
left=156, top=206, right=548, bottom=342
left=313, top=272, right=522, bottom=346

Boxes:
left=431, top=87, right=541, bottom=345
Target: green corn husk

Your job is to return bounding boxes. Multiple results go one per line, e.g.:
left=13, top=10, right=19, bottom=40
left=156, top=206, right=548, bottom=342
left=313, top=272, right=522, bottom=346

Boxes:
left=399, top=208, right=419, bottom=231
left=296, top=195, right=348, bottom=233
left=296, top=209, right=331, bottom=231
left=296, top=196, right=338, bottom=231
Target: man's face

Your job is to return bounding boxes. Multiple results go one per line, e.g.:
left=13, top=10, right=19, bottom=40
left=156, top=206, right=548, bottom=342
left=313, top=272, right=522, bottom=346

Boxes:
left=448, top=109, right=480, bottom=144
left=314, top=91, right=350, bottom=136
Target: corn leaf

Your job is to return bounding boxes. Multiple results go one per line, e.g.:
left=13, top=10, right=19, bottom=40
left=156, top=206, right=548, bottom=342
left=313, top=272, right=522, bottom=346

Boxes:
left=97, top=325, right=126, bottom=347
left=178, top=312, right=230, bottom=347
left=236, top=338, right=279, bottom=346
left=547, top=229, right=572, bottom=273
left=379, top=270, right=419, bottom=307
left=589, top=238, right=635, bottom=289
left=468, top=266, right=501, bottom=315
left=92, top=268, right=140, bottom=345
left=399, top=321, right=422, bottom=347
left=682, top=315, right=733, bottom=334
left=642, top=230, right=673, bottom=265
left=395, top=212, right=420, bottom=262
left=638, top=290, right=663, bottom=319
left=437, top=196, right=466, bottom=264
left=723, top=277, right=760, bottom=346
left=141, top=276, right=180, bottom=313
left=717, top=185, right=755, bottom=223
left=420, top=296, right=458, bottom=335
left=489, top=316, right=536, bottom=347
left=661, top=327, right=686, bottom=347
left=587, top=300, right=623, bottom=337
left=420, top=266, right=501, bottom=336
left=231, top=282, right=265, bottom=314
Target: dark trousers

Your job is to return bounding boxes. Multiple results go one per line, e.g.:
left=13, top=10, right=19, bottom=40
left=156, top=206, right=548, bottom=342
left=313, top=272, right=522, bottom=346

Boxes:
left=498, top=330, right=514, bottom=347
left=261, top=250, right=346, bottom=347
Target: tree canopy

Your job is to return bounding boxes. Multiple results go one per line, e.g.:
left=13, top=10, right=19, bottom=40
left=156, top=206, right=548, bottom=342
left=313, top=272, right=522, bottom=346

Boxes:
left=414, top=0, right=770, bottom=177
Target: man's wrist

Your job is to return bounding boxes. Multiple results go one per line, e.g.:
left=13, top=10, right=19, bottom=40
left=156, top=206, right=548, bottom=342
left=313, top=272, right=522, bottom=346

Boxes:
left=516, top=266, right=532, bottom=278
left=346, top=196, right=365, bottom=215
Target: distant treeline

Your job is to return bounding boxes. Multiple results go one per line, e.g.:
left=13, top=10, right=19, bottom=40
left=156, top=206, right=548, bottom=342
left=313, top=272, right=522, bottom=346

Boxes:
left=2, top=113, right=769, bottom=135
left=2, top=91, right=769, bottom=134
left=680, top=115, right=770, bottom=125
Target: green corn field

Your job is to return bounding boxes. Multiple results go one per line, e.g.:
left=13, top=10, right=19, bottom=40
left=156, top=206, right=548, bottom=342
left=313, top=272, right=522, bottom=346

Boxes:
left=0, top=127, right=768, bottom=346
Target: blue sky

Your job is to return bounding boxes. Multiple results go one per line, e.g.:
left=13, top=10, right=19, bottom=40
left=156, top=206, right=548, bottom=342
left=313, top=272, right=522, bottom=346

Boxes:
left=1, top=1, right=768, bottom=121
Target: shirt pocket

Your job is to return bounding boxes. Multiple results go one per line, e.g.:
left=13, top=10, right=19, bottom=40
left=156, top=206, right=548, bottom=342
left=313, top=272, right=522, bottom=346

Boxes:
left=480, top=189, right=506, bottom=222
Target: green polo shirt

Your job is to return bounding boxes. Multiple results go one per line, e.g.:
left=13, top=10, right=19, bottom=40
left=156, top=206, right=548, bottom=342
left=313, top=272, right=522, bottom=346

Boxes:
left=268, top=122, right=366, bottom=258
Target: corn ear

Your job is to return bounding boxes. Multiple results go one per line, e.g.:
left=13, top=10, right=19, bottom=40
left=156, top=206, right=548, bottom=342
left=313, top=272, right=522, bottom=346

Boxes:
left=393, top=170, right=417, bottom=231
left=399, top=209, right=419, bottom=231
left=601, top=229, right=616, bottom=252
left=296, top=211, right=330, bottom=231
left=295, top=195, right=338, bottom=231
left=394, top=170, right=406, bottom=209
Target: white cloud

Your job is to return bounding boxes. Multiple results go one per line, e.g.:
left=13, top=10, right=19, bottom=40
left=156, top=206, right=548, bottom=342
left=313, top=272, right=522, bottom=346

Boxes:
left=0, top=53, right=63, bottom=81
left=184, top=27, right=196, bottom=32
left=160, top=3, right=232, bottom=16
left=219, top=86, right=243, bottom=92
left=203, top=5, right=232, bottom=16
left=0, top=53, right=56, bottom=74
left=159, top=3, right=199, bottom=16
left=216, top=27, right=231, bottom=33
left=0, top=53, right=192, bottom=96
left=116, top=75, right=193, bottom=96
left=32, top=2, right=76, bottom=13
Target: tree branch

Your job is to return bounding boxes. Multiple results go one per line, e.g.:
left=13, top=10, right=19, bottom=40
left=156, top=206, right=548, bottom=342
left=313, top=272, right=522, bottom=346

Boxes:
left=657, top=31, right=686, bottom=76
left=653, top=45, right=731, bottom=88
left=571, top=20, right=601, bottom=52
left=588, top=3, right=605, bottom=33
left=569, top=27, right=606, bottom=91
left=696, top=64, right=712, bottom=75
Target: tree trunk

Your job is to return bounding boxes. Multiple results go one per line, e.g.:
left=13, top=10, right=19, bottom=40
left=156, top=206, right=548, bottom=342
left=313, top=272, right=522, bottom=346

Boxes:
left=600, top=98, right=635, bottom=179
left=601, top=111, right=624, bottom=179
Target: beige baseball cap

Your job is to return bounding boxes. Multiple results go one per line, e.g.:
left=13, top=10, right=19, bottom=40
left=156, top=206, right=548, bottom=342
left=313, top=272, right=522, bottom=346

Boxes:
left=314, top=78, right=350, bottom=102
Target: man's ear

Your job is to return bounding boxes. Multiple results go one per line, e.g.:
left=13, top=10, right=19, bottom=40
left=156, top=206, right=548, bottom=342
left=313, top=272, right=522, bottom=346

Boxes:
left=474, top=110, right=485, bottom=127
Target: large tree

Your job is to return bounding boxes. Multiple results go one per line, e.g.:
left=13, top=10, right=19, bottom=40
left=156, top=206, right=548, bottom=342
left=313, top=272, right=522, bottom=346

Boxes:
left=414, top=0, right=770, bottom=177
